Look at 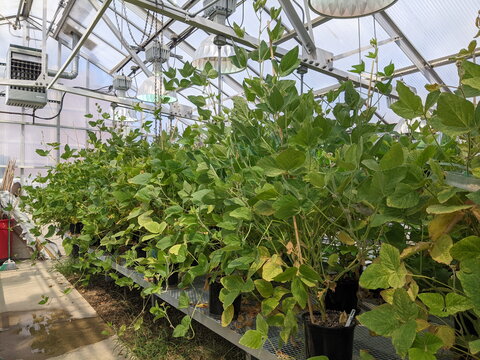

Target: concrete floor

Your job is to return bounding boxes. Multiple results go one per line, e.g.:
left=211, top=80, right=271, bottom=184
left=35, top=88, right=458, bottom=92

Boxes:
left=0, top=261, right=128, bottom=360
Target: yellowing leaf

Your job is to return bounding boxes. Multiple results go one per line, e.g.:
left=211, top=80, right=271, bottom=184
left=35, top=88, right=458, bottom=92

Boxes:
left=433, top=325, right=455, bottom=349
left=338, top=231, right=355, bottom=245
left=221, top=304, right=234, bottom=327
left=416, top=319, right=430, bottom=332
left=262, top=254, right=283, bottom=281
left=430, top=234, right=453, bottom=264
left=428, top=213, right=463, bottom=241
left=401, top=242, right=431, bottom=259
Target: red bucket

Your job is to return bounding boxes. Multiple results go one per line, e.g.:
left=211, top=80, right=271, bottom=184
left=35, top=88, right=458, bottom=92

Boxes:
left=0, top=219, right=13, bottom=260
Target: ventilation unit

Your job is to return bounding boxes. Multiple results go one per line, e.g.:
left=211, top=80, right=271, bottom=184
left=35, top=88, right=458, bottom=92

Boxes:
left=5, top=45, right=47, bottom=109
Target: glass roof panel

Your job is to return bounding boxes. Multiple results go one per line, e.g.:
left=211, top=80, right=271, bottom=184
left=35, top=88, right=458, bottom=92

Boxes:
left=0, top=1, right=20, bottom=18
left=386, top=0, right=479, bottom=60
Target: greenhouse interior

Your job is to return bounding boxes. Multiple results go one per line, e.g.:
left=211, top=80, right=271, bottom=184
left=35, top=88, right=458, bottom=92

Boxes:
left=0, top=0, right=480, bottom=359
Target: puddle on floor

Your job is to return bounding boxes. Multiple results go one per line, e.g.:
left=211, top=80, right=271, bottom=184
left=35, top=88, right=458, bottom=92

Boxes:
left=0, top=309, right=110, bottom=360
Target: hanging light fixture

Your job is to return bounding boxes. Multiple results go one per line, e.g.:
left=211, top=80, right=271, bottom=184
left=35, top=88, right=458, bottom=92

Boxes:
left=192, top=35, right=241, bottom=74
left=111, top=74, right=139, bottom=122
left=192, top=1, right=240, bottom=75
left=137, top=41, right=178, bottom=104
left=137, top=75, right=178, bottom=104
left=111, top=104, right=139, bottom=122
left=308, top=0, right=397, bottom=18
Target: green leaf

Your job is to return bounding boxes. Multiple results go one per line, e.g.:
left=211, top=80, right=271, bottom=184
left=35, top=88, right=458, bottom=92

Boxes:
left=445, top=293, right=473, bottom=314
left=457, top=259, right=480, bottom=316
left=387, top=184, right=420, bottom=209
left=418, top=293, right=447, bottom=317
left=128, top=173, right=152, bottom=185
left=462, top=77, right=480, bottom=90
left=276, top=148, right=306, bottom=171
left=411, top=333, right=443, bottom=356
left=393, top=288, right=418, bottom=321
left=255, top=279, right=274, bottom=298
left=380, top=143, right=404, bottom=171
left=359, top=350, right=376, bottom=360
left=359, top=263, right=390, bottom=289
left=179, top=292, right=190, bottom=309
left=230, top=206, right=252, bottom=221
left=291, top=278, right=308, bottom=308
left=273, top=267, right=297, bottom=282
left=362, top=244, right=407, bottom=289
left=450, top=236, right=480, bottom=261
left=220, top=289, right=241, bottom=309
left=268, top=86, right=284, bottom=112
left=257, top=157, right=284, bottom=177
left=35, top=149, right=50, bottom=157
left=304, top=172, right=325, bottom=187
left=279, top=47, right=300, bottom=76
left=188, top=95, right=206, bottom=107
left=357, top=304, right=399, bottom=336
left=273, top=195, right=300, bottom=219
left=469, top=339, right=480, bottom=354
left=38, top=295, right=49, bottom=305
left=307, top=357, right=329, bottom=360
left=390, top=82, right=424, bottom=119
left=299, top=264, right=321, bottom=285
left=426, top=204, right=473, bottom=214
left=407, top=349, right=436, bottom=360
left=221, top=275, right=244, bottom=291
left=434, top=93, right=476, bottom=135
left=149, top=221, right=167, bottom=234
left=392, top=319, right=417, bottom=357
left=256, top=315, right=269, bottom=336
left=239, top=330, right=264, bottom=349
left=172, top=315, right=191, bottom=337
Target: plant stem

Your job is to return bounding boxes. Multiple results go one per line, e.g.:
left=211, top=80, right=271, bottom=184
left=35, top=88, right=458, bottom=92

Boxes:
left=293, top=215, right=315, bottom=323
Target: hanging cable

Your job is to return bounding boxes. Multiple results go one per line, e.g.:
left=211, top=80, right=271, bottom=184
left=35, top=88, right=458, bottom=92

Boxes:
left=357, top=18, right=362, bottom=95
left=0, top=92, right=67, bottom=122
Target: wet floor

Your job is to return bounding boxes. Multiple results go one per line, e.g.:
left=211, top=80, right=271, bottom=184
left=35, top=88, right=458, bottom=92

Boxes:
left=0, top=309, right=110, bottom=360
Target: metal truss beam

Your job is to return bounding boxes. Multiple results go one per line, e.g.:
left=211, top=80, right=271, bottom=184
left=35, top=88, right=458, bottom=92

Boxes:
left=393, top=49, right=480, bottom=78
left=374, top=11, right=450, bottom=92
left=47, top=0, right=113, bottom=89
left=123, top=0, right=377, bottom=90
left=26, top=17, right=113, bottom=75
left=89, top=0, right=153, bottom=76
left=0, top=78, right=197, bottom=122
left=333, top=36, right=400, bottom=61
left=277, top=0, right=316, bottom=56
left=275, top=15, right=329, bottom=45
left=120, top=3, right=245, bottom=94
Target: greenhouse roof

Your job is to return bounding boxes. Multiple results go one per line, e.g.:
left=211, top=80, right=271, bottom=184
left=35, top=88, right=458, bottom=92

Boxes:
left=0, top=0, right=479, bottom=122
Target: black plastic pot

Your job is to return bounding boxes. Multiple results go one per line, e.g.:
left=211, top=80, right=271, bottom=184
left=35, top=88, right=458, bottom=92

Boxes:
left=69, top=223, right=83, bottom=258
left=167, top=272, right=179, bottom=287
left=209, top=279, right=241, bottom=318
left=69, top=222, right=83, bottom=234
left=325, top=278, right=359, bottom=313
left=303, top=312, right=356, bottom=360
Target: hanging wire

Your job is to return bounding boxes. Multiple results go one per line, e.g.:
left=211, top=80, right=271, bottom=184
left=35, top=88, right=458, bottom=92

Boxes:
left=373, top=16, right=379, bottom=109
left=112, top=0, right=154, bottom=48
left=154, top=0, right=159, bottom=139
left=357, top=18, right=362, bottom=95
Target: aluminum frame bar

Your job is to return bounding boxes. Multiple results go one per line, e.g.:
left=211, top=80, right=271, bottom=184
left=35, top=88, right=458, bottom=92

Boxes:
left=374, top=11, right=450, bottom=92
left=275, top=15, right=329, bottom=45
left=121, top=3, right=245, bottom=94
left=89, top=0, right=153, bottom=77
left=47, top=0, right=113, bottom=89
left=123, top=0, right=371, bottom=89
